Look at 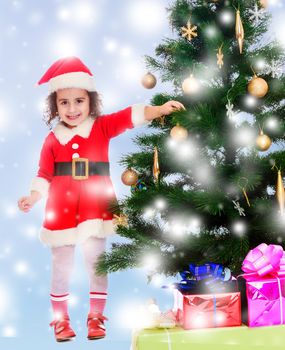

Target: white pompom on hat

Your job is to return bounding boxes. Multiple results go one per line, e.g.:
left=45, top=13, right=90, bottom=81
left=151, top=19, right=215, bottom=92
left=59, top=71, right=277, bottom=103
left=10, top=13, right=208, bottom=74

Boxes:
left=37, top=56, right=96, bottom=93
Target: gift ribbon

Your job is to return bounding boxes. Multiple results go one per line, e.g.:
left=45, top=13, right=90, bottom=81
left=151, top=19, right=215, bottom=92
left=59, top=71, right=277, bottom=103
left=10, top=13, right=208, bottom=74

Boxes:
left=241, top=243, right=285, bottom=325
left=164, top=329, right=172, bottom=350
left=213, top=295, right=217, bottom=327
left=277, top=276, right=284, bottom=324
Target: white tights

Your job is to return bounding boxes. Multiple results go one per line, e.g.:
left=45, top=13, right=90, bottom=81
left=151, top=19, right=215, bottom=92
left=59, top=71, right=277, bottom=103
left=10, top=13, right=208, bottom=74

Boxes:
left=50, top=236, right=107, bottom=295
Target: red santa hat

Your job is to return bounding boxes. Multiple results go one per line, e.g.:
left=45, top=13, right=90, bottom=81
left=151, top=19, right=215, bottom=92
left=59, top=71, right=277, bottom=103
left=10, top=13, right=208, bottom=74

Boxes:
left=37, top=56, right=96, bottom=93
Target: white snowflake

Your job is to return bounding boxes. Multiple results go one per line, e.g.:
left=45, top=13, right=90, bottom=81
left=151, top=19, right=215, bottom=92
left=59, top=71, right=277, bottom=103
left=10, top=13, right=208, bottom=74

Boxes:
left=207, top=2, right=218, bottom=12
left=248, top=4, right=265, bottom=25
left=232, top=200, right=246, bottom=217
left=259, top=59, right=283, bottom=78
left=269, top=59, right=283, bottom=78
left=226, top=100, right=236, bottom=120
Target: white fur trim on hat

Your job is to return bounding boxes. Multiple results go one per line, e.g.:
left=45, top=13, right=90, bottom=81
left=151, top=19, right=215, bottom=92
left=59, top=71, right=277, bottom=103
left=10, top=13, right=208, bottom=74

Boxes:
left=39, top=219, right=115, bottom=247
left=30, top=176, right=50, bottom=198
left=131, top=104, right=150, bottom=127
left=49, top=72, right=96, bottom=93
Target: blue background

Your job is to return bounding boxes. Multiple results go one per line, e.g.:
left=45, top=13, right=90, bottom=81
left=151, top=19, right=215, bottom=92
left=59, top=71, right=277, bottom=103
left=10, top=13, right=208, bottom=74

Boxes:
left=0, top=1, right=284, bottom=349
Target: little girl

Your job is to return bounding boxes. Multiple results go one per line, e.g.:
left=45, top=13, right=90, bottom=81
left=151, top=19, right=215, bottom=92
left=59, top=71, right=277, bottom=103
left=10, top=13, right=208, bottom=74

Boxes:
left=17, top=56, right=184, bottom=342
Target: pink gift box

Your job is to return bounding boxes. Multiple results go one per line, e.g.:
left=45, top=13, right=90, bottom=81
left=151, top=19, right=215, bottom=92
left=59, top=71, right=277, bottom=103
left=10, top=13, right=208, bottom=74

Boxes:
left=173, top=289, right=241, bottom=330
left=243, top=274, right=285, bottom=327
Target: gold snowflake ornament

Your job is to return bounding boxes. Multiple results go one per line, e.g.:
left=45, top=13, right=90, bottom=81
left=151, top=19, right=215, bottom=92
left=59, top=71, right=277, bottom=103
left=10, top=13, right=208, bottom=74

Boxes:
left=113, top=214, right=128, bottom=227
left=158, top=115, right=165, bottom=126
left=181, top=20, right=198, bottom=42
left=217, top=45, right=224, bottom=69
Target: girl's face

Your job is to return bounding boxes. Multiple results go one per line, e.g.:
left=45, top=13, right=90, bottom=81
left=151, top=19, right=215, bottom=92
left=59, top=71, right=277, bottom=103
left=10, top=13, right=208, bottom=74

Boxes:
left=56, top=88, right=90, bottom=128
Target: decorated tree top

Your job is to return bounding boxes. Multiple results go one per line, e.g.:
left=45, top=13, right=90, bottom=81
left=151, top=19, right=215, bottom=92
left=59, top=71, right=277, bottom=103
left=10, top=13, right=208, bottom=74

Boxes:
left=98, top=0, right=285, bottom=277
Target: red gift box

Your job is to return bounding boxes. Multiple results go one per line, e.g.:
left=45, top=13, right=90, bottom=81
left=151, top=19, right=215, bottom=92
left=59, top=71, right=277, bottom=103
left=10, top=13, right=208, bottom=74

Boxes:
left=173, top=289, right=241, bottom=329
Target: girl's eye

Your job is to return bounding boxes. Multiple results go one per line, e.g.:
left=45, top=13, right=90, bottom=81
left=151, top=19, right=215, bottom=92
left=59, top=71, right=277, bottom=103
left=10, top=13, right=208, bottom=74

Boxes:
left=61, top=101, right=67, bottom=105
left=76, top=99, right=83, bottom=103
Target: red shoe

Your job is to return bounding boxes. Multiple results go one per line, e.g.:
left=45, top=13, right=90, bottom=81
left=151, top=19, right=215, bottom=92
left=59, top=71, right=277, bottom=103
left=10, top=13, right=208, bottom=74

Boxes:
left=50, top=316, right=76, bottom=342
left=87, top=312, right=108, bottom=340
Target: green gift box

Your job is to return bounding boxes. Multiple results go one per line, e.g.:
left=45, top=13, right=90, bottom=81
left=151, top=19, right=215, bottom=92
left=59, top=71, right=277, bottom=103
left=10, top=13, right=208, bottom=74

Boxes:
left=132, top=325, right=285, bottom=350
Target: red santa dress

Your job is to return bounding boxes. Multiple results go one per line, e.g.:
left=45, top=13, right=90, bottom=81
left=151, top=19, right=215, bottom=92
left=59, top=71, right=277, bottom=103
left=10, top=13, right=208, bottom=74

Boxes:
left=30, top=104, right=147, bottom=247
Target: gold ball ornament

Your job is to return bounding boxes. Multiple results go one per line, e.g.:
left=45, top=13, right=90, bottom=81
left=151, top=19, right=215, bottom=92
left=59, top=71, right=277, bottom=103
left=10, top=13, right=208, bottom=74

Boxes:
left=170, top=124, right=188, bottom=141
left=141, top=72, right=157, bottom=89
left=182, top=74, right=201, bottom=95
left=255, top=130, right=272, bottom=151
left=121, top=169, right=138, bottom=186
left=247, top=75, right=268, bottom=98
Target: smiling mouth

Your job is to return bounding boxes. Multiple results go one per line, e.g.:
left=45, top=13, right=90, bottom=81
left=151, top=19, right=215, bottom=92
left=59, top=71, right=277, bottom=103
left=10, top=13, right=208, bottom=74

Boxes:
left=67, top=114, right=81, bottom=120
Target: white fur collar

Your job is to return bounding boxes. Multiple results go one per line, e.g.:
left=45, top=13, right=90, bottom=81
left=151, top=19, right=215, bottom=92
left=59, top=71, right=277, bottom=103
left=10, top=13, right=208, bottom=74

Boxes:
left=52, top=117, right=94, bottom=145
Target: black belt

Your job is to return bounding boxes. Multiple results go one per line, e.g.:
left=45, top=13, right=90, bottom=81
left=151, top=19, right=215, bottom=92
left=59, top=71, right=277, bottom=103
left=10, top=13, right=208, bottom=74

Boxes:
left=54, top=159, right=110, bottom=180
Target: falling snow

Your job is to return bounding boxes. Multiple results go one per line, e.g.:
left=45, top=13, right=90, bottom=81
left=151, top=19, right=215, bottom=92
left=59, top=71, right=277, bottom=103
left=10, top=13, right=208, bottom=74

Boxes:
left=0, top=1, right=284, bottom=349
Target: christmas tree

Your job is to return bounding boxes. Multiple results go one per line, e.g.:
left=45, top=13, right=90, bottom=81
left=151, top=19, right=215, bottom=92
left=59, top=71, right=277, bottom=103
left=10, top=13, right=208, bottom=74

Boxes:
left=98, top=0, right=285, bottom=277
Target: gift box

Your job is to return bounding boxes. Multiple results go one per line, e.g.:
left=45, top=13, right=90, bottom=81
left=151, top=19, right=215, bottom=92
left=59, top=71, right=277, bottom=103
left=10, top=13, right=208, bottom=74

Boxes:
left=240, top=274, right=285, bottom=327
left=173, top=288, right=241, bottom=329
left=171, top=263, right=241, bottom=330
left=240, top=243, right=285, bottom=327
left=131, top=325, right=285, bottom=350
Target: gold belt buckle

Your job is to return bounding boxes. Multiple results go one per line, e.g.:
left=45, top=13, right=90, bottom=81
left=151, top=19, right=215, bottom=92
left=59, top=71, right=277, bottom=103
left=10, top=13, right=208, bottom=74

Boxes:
left=72, top=158, right=89, bottom=180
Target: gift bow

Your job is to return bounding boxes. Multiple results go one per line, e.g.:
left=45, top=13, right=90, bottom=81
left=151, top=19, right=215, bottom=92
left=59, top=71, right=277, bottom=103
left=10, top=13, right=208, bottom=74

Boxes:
left=180, top=263, right=231, bottom=282
left=242, top=243, right=285, bottom=277
left=175, top=263, right=231, bottom=293
left=189, top=263, right=231, bottom=281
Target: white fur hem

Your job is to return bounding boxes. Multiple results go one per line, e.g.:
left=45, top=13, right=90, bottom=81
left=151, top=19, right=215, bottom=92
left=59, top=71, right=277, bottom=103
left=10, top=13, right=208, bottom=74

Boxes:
left=49, top=72, right=96, bottom=93
left=39, top=219, right=116, bottom=247
left=30, top=177, right=50, bottom=198
left=131, top=104, right=149, bottom=127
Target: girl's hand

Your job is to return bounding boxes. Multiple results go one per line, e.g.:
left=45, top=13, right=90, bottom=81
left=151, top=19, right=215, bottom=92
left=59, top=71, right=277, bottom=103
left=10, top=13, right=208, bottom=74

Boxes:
left=160, top=100, right=185, bottom=116
left=18, top=196, right=35, bottom=213
left=144, top=101, right=186, bottom=121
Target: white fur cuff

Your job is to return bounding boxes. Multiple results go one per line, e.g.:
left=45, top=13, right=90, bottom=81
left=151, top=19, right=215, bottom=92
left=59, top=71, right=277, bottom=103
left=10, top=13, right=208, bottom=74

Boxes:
left=30, top=177, right=50, bottom=198
left=131, top=104, right=149, bottom=127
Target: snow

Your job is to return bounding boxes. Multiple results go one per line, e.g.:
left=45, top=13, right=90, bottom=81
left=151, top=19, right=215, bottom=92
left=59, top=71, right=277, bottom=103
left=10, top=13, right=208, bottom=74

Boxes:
left=0, top=1, right=284, bottom=349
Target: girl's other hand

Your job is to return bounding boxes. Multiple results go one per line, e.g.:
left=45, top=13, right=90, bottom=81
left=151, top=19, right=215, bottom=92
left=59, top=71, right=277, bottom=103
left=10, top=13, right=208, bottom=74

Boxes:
left=18, top=196, right=35, bottom=212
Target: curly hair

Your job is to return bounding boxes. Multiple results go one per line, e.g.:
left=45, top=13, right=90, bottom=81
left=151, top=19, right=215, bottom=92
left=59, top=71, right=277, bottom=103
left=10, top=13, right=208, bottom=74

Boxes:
left=43, top=91, right=102, bottom=128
